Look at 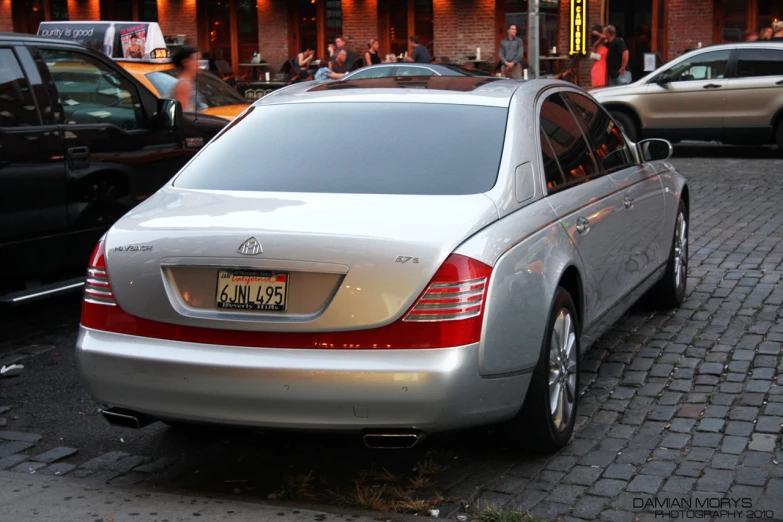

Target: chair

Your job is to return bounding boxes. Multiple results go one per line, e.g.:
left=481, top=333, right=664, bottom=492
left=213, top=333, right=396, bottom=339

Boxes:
left=350, top=57, right=365, bottom=71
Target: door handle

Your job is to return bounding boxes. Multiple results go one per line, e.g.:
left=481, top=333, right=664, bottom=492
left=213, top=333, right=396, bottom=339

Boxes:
left=703, top=83, right=722, bottom=89
left=623, top=195, right=634, bottom=209
left=576, top=216, right=590, bottom=234
left=776, top=79, right=783, bottom=85
left=67, top=146, right=91, bottom=170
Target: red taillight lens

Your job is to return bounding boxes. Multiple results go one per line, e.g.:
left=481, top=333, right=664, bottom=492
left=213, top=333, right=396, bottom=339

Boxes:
left=83, top=240, right=116, bottom=306
left=82, top=251, right=493, bottom=349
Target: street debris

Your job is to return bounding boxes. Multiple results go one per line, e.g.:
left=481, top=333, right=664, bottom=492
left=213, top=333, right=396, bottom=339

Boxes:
left=428, top=509, right=439, bottom=518
left=0, top=364, right=24, bottom=377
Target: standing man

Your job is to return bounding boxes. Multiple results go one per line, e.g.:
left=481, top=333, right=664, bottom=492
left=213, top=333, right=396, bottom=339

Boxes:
left=604, top=25, right=630, bottom=86
left=499, top=23, right=524, bottom=78
left=403, top=36, right=431, bottom=63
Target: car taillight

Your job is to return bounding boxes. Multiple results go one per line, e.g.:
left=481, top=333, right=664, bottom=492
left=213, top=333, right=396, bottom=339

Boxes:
left=83, top=240, right=115, bottom=306
left=81, top=249, right=493, bottom=349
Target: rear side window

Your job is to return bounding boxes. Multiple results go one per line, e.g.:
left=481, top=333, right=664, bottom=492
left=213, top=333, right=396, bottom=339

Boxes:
left=736, top=49, right=783, bottom=78
left=395, top=66, right=437, bottom=77
left=564, top=92, right=633, bottom=174
left=0, top=49, right=40, bottom=127
left=539, top=93, right=598, bottom=192
left=174, top=102, right=508, bottom=195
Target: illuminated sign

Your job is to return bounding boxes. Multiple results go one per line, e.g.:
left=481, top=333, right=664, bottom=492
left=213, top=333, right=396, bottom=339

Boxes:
left=151, top=48, right=170, bottom=59
left=569, top=0, right=588, bottom=55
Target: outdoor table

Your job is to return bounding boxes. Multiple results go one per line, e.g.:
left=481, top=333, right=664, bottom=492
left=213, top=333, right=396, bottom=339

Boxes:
left=539, top=55, right=569, bottom=76
left=239, top=62, right=273, bottom=80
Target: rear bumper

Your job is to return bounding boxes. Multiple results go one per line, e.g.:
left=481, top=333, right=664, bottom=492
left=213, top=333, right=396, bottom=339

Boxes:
left=76, top=327, right=530, bottom=432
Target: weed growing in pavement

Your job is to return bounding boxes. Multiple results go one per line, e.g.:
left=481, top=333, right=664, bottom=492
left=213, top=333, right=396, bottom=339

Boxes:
left=341, top=483, right=389, bottom=511
left=415, top=456, right=446, bottom=476
left=409, top=475, right=436, bottom=491
left=276, top=471, right=317, bottom=500
left=471, top=505, right=546, bottom=522
left=357, top=466, right=399, bottom=485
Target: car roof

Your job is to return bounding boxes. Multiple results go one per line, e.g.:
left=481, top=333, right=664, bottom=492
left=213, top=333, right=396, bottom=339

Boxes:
left=0, top=32, right=87, bottom=48
left=258, top=77, right=569, bottom=108
left=680, top=40, right=783, bottom=53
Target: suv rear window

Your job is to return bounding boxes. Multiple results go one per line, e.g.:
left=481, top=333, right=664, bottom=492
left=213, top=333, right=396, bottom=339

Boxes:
left=173, top=102, right=508, bottom=195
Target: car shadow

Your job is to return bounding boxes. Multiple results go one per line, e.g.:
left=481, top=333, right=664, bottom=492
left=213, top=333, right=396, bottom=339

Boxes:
left=672, top=142, right=781, bottom=159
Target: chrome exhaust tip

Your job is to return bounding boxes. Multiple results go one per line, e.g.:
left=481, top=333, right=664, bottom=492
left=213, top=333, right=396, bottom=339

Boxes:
left=363, top=432, right=424, bottom=449
left=101, top=407, right=156, bottom=429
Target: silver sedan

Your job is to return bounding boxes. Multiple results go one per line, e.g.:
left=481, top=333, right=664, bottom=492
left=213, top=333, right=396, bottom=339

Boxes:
left=76, top=77, right=689, bottom=452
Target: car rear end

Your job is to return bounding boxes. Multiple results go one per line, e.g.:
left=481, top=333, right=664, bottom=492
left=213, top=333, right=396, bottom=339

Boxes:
left=76, top=91, right=527, bottom=437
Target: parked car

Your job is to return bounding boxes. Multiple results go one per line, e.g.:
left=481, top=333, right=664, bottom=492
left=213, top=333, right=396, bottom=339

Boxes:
left=0, top=33, right=224, bottom=305
left=342, top=63, right=495, bottom=80
left=592, top=41, right=783, bottom=148
left=77, top=77, right=688, bottom=452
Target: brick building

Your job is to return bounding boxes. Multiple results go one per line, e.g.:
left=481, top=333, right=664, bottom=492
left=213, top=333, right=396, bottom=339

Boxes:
left=4, top=0, right=781, bottom=86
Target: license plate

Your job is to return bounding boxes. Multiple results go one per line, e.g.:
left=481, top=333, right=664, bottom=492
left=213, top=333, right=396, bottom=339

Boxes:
left=216, top=269, right=288, bottom=311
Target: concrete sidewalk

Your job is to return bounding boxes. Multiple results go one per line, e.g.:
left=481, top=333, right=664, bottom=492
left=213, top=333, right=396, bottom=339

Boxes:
left=0, top=470, right=399, bottom=522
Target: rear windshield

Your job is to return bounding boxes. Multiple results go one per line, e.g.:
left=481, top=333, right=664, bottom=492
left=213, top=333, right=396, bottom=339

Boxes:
left=173, top=102, right=507, bottom=195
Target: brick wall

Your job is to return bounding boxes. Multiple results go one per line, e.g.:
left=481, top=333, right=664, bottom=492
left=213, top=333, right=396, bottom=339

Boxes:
left=433, top=0, right=495, bottom=66
left=157, top=0, right=198, bottom=46
left=0, top=0, right=13, bottom=32
left=667, top=0, right=713, bottom=59
left=257, top=0, right=289, bottom=67
left=342, top=0, right=378, bottom=62
left=67, top=0, right=100, bottom=20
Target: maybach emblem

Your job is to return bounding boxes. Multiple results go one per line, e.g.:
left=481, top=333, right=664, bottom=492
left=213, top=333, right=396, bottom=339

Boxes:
left=237, top=237, right=263, bottom=255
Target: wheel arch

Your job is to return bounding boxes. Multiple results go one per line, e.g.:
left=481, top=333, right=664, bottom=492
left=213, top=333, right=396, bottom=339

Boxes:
left=604, top=103, right=643, bottom=133
left=557, top=264, right=584, bottom=332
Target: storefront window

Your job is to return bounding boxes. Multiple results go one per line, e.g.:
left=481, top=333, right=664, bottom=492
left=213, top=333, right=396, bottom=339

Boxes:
left=380, top=0, right=432, bottom=57
left=201, top=0, right=231, bottom=63
left=50, top=0, right=69, bottom=21
left=12, top=0, right=45, bottom=33
left=414, top=0, right=434, bottom=57
left=326, top=0, right=342, bottom=46
left=758, top=0, right=782, bottom=35
left=297, top=0, right=318, bottom=53
left=237, top=0, right=258, bottom=63
left=721, top=0, right=747, bottom=41
left=101, top=0, right=133, bottom=21
left=500, top=0, right=559, bottom=66
left=140, top=0, right=158, bottom=22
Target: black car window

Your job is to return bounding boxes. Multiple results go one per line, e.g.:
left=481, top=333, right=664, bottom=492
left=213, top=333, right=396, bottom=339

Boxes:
left=346, top=67, right=392, bottom=79
left=396, top=66, right=437, bottom=77
left=666, top=50, right=730, bottom=83
left=736, top=48, right=783, bottom=78
left=539, top=93, right=598, bottom=192
left=39, top=49, right=144, bottom=130
left=0, top=49, right=40, bottom=127
left=564, top=92, right=633, bottom=174
left=174, top=103, right=507, bottom=195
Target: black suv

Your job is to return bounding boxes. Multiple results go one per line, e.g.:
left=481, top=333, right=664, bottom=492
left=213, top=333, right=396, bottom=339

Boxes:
left=0, top=33, right=229, bottom=305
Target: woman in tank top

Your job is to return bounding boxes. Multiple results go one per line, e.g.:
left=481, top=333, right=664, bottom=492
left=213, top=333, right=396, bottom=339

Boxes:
left=365, top=38, right=381, bottom=66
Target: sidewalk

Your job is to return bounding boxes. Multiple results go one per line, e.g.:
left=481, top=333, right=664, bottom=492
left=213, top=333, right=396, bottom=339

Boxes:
left=0, top=470, right=400, bottom=522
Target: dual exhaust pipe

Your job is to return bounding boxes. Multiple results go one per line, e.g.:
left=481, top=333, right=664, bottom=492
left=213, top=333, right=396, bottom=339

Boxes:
left=102, top=407, right=424, bottom=449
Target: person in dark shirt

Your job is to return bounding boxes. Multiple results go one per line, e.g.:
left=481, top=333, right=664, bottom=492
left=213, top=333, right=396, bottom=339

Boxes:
left=604, top=25, right=630, bottom=86
left=329, top=35, right=356, bottom=70
left=403, top=35, right=431, bottom=63
left=330, top=49, right=350, bottom=74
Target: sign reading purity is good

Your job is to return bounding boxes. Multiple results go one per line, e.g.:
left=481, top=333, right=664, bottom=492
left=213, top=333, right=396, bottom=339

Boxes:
left=569, top=0, right=587, bottom=55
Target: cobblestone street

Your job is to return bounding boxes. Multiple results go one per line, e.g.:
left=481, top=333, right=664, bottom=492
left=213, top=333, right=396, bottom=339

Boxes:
left=0, top=145, right=782, bottom=521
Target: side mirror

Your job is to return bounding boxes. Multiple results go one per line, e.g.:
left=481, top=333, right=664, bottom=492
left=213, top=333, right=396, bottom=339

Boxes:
left=638, top=138, right=673, bottom=162
left=155, top=98, right=184, bottom=130
left=656, top=72, right=672, bottom=85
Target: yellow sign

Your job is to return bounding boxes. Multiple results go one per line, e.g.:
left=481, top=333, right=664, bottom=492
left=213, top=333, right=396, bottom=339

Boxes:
left=569, top=0, right=588, bottom=55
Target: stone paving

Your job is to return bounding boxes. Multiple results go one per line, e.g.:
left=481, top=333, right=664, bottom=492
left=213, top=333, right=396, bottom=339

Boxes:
left=0, top=148, right=782, bottom=521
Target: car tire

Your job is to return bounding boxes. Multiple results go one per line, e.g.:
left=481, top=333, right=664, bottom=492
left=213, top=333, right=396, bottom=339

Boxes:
left=611, top=110, right=639, bottom=142
left=776, top=120, right=783, bottom=151
left=652, top=199, right=688, bottom=309
left=507, top=287, right=580, bottom=453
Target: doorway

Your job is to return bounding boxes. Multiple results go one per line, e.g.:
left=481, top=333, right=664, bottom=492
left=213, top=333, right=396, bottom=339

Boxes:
left=607, top=0, right=666, bottom=79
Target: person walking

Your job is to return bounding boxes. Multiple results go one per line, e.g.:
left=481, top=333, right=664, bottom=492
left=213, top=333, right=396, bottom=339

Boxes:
left=590, top=26, right=608, bottom=88
left=402, top=36, right=431, bottom=63
left=498, top=23, right=524, bottom=78
left=365, top=38, right=381, bottom=66
left=171, top=45, right=200, bottom=112
left=604, top=25, right=630, bottom=86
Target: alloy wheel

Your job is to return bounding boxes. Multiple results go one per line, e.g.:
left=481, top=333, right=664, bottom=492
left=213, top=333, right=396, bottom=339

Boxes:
left=673, top=211, right=687, bottom=291
left=548, top=308, right=577, bottom=432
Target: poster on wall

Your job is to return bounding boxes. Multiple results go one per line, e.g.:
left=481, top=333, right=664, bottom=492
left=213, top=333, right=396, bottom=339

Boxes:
left=118, top=24, right=148, bottom=59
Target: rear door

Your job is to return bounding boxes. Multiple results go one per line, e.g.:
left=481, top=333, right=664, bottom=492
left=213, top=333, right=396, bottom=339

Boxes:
left=723, top=47, right=783, bottom=142
left=539, top=92, right=627, bottom=327
left=564, top=91, right=665, bottom=292
left=0, top=45, right=68, bottom=284
left=642, top=49, right=732, bottom=140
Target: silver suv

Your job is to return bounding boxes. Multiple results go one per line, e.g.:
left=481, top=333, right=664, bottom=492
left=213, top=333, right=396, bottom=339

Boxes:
left=592, top=41, right=783, bottom=148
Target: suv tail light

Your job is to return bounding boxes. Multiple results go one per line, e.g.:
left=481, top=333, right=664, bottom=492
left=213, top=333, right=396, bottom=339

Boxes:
left=81, top=248, right=492, bottom=349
